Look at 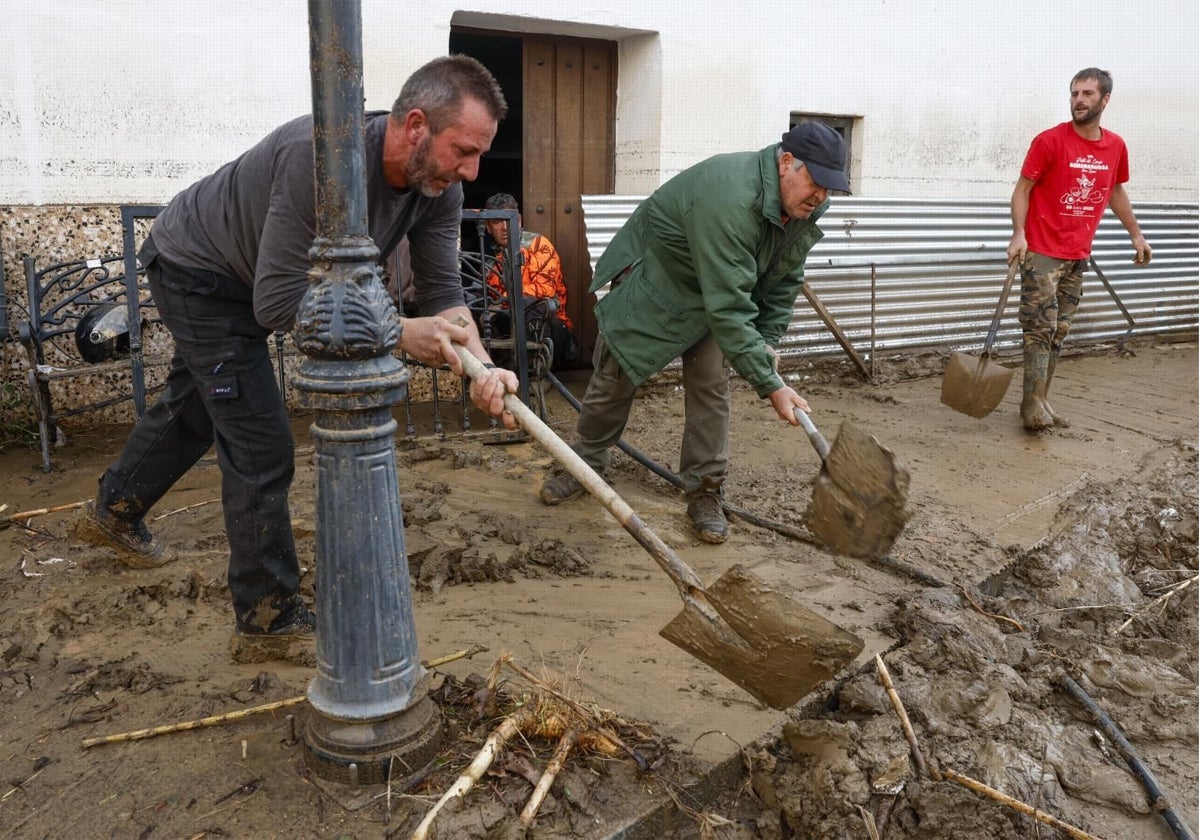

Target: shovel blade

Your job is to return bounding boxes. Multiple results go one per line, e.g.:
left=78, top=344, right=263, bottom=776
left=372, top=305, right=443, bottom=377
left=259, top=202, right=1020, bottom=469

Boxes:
left=941, top=351, right=1015, bottom=418
left=805, top=422, right=911, bottom=560
left=659, top=565, right=864, bottom=709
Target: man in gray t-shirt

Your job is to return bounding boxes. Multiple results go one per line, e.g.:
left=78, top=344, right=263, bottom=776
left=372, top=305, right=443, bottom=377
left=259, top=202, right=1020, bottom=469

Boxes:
left=77, top=56, right=516, bottom=663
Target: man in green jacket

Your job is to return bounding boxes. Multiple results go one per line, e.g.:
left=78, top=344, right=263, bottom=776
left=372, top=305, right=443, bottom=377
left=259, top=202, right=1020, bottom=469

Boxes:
left=541, top=122, right=849, bottom=543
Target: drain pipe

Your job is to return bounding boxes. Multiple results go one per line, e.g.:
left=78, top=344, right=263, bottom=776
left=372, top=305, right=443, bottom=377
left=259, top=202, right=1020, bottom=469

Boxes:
left=1060, top=676, right=1196, bottom=840
left=543, top=371, right=946, bottom=589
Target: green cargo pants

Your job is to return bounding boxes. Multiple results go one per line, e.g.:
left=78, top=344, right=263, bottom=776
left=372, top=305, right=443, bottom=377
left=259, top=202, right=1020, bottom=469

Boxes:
left=571, top=331, right=729, bottom=493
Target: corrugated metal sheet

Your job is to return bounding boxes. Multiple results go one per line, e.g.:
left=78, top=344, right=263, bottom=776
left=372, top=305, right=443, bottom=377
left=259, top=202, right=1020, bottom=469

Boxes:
left=581, top=196, right=1199, bottom=365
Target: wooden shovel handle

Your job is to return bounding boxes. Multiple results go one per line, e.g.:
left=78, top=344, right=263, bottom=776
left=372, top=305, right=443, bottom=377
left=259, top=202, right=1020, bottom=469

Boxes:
left=452, top=345, right=708, bottom=599
left=982, top=261, right=1019, bottom=356
left=794, top=408, right=831, bottom=462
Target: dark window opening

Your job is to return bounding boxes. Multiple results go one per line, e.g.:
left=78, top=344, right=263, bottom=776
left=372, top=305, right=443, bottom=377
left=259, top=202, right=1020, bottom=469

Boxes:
left=789, top=112, right=857, bottom=192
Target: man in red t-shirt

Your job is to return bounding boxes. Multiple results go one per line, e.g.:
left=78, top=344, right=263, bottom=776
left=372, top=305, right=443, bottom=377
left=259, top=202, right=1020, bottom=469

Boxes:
left=1007, top=67, right=1152, bottom=431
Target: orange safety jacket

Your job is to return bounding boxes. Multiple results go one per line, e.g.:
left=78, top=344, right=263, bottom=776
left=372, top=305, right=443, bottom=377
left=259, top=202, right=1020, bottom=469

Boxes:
left=486, top=230, right=573, bottom=330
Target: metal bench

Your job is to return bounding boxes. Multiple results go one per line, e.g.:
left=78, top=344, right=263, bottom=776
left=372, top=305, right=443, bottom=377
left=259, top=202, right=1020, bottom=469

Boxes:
left=18, top=205, right=296, bottom=471
left=18, top=205, right=168, bottom=471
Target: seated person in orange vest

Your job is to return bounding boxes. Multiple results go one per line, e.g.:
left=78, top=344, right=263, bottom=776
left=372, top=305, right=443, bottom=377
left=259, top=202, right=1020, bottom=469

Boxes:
left=481, top=192, right=580, bottom=370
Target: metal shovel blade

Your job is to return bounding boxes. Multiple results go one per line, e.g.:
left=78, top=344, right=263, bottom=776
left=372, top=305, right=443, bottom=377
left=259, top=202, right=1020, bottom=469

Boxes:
left=941, top=261, right=1019, bottom=418
left=805, top=421, right=911, bottom=560
left=451, top=337, right=864, bottom=710
left=659, top=564, right=864, bottom=709
left=940, top=350, right=1015, bottom=418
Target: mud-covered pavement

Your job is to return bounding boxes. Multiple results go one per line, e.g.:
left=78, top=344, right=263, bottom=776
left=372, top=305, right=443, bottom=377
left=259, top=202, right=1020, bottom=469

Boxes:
left=0, top=339, right=1196, bottom=839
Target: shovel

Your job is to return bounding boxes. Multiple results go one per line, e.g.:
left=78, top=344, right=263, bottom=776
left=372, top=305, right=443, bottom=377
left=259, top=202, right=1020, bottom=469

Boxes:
left=795, top=409, right=911, bottom=560
left=453, top=345, right=864, bottom=710
left=941, top=261, right=1018, bottom=418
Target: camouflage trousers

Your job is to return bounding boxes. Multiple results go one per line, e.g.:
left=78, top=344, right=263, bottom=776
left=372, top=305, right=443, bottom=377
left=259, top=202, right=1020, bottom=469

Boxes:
left=1018, top=251, right=1085, bottom=353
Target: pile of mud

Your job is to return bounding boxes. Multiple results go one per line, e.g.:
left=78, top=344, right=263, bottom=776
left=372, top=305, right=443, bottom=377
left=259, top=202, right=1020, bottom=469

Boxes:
left=718, top=443, right=1198, bottom=839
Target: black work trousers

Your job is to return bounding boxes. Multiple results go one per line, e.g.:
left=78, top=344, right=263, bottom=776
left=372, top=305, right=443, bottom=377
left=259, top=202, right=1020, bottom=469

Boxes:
left=97, top=252, right=299, bottom=625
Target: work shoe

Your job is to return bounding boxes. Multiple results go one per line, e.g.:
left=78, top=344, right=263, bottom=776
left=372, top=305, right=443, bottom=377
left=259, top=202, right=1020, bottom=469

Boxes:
left=230, top=599, right=316, bottom=666
left=686, top=477, right=729, bottom=544
left=540, top=469, right=587, bottom=506
left=74, top=500, right=171, bottom=568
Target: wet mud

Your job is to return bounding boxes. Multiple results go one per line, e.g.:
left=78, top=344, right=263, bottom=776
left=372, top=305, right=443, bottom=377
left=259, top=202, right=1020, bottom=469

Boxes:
left=0, top=339, right=1195, bottom=839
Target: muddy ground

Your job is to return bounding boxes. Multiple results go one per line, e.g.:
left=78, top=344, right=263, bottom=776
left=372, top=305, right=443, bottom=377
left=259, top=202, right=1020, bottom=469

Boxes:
left=0, top=338, right=1196, bottom=840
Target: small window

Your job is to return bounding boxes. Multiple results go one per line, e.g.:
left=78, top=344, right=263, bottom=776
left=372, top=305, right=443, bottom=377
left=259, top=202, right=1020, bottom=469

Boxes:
left=789, top=112, right=858, bottom=193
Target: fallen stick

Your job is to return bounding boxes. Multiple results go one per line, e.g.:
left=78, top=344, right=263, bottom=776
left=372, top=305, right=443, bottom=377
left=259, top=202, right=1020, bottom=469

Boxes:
left=1114, top=574, right=1199, bottom=634
left=423, top=644, right=490, bottom=670
left=81, top=696, right=308, bottom=748
left=942, top=768, right=1101, bottom=840
left=1060, top=676, right=1197, bottom=840
left=1, top=500, right=87, bottom=530
left=519, top=725, right=582, bottom=826
left=81, top=646, right=487, bottom=749
left=875, top=654, right=939, bottom=781
left=410, top=704, right=537, bottom=840
left=956, top=582, right=1025, bottom=632
left=151, top=499, right=219, bottom=521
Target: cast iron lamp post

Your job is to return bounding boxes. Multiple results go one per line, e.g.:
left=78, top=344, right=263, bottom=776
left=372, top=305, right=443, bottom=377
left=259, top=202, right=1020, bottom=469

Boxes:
left=294, top=0, right=441, bottom=783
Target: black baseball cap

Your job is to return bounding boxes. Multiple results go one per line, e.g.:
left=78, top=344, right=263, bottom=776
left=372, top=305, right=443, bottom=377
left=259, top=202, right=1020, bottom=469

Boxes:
left=780, top=122, right=851, bottom=194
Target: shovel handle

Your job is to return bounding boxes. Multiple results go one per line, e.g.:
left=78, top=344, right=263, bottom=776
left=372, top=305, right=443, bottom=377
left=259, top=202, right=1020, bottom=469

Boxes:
left=982, top=261, right=1019, bottom=356
left=794, top=408, right=831, bottom=462
left=452, top=345, right=708, bottom=599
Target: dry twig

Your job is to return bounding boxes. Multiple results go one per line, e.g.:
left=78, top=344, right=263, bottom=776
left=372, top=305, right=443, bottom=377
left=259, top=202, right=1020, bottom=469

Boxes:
left=857, top=804, right=882, bottom=840
left=81, top=646, right=486, bottom=748
left=957, top=582, right=1025, bottom=632
left=410, top=703, right=538, bottom=840
left=1, top=500, right=86, bottom=530
left=152, top=499, right=219, bottom=520
left=942, top=768, right=1100, bottom=840
left=519, top=725, right=582, bottom=826
left=875, top=654, right=940, bottom=781
left=81, top=696, right=307, bottom=748
left=1115, top=573, right=1199, bottom=633
left=422, top=644, right=489, bottom=669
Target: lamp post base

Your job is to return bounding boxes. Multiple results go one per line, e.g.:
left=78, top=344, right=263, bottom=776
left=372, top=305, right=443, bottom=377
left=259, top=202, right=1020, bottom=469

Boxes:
left=303, top=694, right=443, bottom=786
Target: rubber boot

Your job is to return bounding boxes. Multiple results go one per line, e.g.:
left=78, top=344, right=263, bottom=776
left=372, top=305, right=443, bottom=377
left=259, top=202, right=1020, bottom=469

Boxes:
left=1021, top=348, right=1053, bottom=431
left=1043, top=349, right=1071, bottom=428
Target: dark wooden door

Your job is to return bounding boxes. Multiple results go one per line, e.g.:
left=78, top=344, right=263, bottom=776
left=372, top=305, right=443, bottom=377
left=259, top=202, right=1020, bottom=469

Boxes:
left=523, top=38, right=615, bottom=365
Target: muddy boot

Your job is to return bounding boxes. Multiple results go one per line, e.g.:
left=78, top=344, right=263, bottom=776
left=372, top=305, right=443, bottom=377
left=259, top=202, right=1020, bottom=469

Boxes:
left=1043, top=350, right=1071, bottom=428
left=1021, top=349, right=1053, bottom=432
left=230, top=596, right=317, bottom=666
left=539, top=469, right=588, bottom=506
left=74, top=499, right=172, bottom=568
left=686, top=477, right=729, bottom=544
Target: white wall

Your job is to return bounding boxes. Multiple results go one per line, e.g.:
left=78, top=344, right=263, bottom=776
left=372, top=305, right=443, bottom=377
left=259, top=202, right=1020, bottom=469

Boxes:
left=1, top=0, right=1195, bottom=204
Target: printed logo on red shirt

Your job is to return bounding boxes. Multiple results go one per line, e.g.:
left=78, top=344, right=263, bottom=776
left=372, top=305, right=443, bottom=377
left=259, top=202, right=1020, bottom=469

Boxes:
left=1060, top=155, right=1110, bottom=214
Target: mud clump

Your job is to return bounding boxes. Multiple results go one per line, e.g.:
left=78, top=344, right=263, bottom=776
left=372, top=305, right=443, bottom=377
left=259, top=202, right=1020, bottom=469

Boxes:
left=712, top=442, right=1199, bottom=839
left=411, top=538, right=592, bottom=593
